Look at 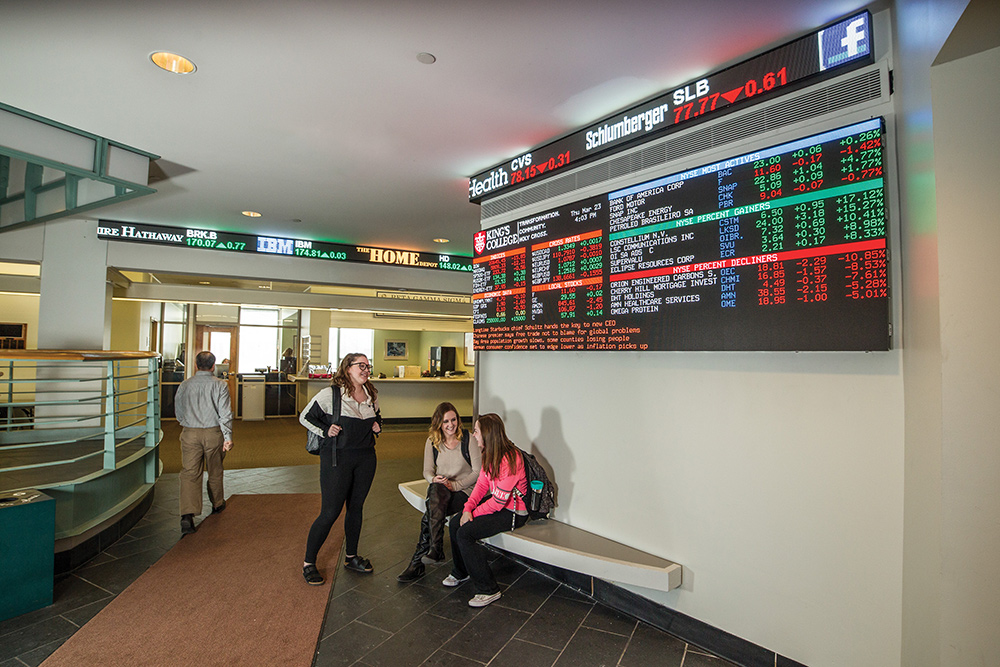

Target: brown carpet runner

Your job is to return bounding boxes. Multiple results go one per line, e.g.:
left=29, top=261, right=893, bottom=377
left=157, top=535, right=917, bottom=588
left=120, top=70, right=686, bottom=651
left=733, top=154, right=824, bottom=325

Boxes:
left=41, top=494, right=343, bottom=667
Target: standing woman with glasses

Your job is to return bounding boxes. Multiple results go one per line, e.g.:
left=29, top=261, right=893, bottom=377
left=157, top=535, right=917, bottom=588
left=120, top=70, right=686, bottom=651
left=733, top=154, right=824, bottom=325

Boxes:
left=299, top=353, right=382, bottom=585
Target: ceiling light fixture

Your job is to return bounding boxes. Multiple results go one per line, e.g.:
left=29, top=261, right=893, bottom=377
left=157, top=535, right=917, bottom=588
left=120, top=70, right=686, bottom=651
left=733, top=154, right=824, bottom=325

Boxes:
left=416, top=52, right=436, bottom=65
left=241, top=210, right=262, bottom=217
left=150, top=51, right=197, bottom=74
left=433, top=238, right=449, bottom=243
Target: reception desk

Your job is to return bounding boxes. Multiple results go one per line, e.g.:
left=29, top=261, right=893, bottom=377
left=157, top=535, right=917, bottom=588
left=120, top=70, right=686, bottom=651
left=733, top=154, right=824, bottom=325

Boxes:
left=289, top=376, right=473, bottom=421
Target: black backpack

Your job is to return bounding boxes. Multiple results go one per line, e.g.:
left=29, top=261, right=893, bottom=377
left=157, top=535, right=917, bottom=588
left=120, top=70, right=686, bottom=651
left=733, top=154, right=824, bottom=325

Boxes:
left=515, top=448, right=555, bottom=520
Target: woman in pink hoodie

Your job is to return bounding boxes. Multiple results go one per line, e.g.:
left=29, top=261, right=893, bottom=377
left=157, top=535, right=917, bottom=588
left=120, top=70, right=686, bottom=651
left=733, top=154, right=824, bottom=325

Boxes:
left=441, top=413, right=528, bottom=607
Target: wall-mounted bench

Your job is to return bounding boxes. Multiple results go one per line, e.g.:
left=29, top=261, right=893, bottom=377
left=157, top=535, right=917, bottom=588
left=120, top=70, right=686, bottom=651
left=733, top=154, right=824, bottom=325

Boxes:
left=398, top=479, right=682, bottom=593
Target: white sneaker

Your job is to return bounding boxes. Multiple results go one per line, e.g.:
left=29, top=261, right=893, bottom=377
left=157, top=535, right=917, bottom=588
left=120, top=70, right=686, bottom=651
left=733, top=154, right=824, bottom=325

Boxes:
left=442, top=574, right=470, bottom=587
left=468, top=591, right=501, bottom=607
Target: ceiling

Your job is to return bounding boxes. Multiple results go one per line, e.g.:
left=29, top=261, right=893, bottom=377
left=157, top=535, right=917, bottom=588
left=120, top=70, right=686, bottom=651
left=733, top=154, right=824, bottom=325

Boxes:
left=1, top=0, right=872, bottom=265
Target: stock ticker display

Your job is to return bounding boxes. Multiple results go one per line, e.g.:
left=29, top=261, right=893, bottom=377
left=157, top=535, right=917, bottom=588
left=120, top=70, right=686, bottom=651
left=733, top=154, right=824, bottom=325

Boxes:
left=472, top=118, right=890, bottom=352
left=97, top=221, right=473, bottom=273
left=468, top=11, right=872, bottom=202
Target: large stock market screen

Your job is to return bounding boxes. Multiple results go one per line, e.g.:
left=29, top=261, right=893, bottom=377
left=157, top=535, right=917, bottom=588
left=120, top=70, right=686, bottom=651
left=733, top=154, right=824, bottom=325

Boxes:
left=472, top=118, right=890, bottom=352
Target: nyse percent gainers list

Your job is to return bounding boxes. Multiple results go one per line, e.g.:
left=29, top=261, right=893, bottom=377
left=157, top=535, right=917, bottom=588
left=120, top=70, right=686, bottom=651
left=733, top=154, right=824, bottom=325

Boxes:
left=473, top=119, right=889, bottom=351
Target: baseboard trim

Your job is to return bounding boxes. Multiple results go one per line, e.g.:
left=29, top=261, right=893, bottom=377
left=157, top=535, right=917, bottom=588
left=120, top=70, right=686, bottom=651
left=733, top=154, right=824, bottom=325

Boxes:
left=506, top=551, right=808, bottom=667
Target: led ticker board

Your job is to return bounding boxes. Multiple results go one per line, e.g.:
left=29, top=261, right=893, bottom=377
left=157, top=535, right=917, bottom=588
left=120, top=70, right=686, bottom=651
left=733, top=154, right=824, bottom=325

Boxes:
left=97, top=221, right=473, bottom=273
left=469, top=11, right=872, bottom=202
left=472, top=118, right=890, bottom=352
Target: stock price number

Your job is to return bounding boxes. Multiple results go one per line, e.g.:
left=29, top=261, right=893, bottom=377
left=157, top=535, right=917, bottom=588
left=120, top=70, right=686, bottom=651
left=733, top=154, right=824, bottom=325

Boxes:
left=586, top=288, right=604, bottom=317
left=843, top=249, right=888, bottom=299
left=440, top=262, right=472, bottom=271
left=558, top=289, right=577, bottom=319
left=186, top=238, right=247, bottom=251
left=676, top=67, right=790, bottom=123
left=294, top=248, right=347, bottom=260
left=510, top=151, right=571, bottom=185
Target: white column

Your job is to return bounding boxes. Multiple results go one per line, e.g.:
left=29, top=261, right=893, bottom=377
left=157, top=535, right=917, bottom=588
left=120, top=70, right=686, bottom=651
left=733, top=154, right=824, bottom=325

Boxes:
left=35, top=219, right=110, bottom=431
left=38, top=219, right=110, bottom=350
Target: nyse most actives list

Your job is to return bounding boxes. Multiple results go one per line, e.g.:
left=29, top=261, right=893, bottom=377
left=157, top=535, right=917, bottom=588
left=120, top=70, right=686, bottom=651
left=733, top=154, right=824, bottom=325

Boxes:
left=473, top=118, right=890, bottom=351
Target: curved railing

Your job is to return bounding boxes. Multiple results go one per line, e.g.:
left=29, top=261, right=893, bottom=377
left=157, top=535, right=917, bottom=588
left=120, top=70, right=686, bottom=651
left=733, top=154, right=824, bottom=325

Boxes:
left=0, top=350, right=161, bottom=544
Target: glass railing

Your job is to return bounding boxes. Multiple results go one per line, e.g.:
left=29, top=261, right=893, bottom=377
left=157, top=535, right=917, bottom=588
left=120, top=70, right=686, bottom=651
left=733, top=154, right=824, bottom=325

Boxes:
left=0, top=350, right=160, bottom=493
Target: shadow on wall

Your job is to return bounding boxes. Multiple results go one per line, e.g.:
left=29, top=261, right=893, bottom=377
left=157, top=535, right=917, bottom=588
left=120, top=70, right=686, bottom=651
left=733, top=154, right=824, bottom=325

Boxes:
left=488, top=401, right=573, bottom=520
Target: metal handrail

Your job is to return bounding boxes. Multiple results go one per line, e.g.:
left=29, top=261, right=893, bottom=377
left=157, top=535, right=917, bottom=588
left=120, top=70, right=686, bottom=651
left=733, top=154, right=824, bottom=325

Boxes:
left=0, top=351, right=161, bottom=491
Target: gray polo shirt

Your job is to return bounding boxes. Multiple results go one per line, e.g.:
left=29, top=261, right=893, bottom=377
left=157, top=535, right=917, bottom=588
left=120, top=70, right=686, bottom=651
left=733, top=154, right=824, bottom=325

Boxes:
left=174, top=370, right=234, bottom=441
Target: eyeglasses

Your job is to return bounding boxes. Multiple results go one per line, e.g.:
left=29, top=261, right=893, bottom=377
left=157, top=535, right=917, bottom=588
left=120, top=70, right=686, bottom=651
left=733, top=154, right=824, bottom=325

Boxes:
left=351, top=363, right=372, bottom=372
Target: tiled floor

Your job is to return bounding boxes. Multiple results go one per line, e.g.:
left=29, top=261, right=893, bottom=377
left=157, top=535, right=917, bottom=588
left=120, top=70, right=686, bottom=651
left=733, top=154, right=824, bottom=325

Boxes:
left=0, top=453, right=737, bottom=667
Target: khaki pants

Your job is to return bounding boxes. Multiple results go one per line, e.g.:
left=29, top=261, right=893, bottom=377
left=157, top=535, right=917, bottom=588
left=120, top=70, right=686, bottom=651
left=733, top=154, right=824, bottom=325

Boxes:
left=179, top=426, right=226, bottom=516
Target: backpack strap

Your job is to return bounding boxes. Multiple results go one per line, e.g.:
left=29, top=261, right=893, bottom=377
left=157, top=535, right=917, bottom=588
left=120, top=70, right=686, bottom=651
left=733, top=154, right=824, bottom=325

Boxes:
left=461, top=430, right=471, bottom=466
left=507, top=449, right=531, bottom=529
left=331, top=385, right=342, bottom=423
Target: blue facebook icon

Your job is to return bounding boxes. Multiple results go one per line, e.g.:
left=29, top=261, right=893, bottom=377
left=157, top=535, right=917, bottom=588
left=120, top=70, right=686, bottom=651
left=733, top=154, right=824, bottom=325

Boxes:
left=818, top=14, right=871, bottom=71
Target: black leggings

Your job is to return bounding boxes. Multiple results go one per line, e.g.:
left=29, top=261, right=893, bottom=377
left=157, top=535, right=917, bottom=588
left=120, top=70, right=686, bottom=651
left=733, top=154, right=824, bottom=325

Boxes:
left=449, top=510, right=528, bottom=594
left=305, top=446, right=376, bottom=563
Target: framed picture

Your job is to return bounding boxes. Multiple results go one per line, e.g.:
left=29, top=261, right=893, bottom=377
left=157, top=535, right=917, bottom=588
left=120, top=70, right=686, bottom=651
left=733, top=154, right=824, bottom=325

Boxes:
left=464, top=332, right=475, bottom=366
left=384, top=340, right=408, bottom=360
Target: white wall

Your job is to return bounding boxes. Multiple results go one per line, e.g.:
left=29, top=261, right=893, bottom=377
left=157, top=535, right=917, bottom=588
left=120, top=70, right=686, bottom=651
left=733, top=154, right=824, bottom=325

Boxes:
left=891, top=0, right=971, bottom=665
left=475, top=5, right=978, bottom=665
left=0, top=225, right=44, bottom=264
left=481, top=352, right=905, bottom=666
left=930, top=7, right=1000, bottom=662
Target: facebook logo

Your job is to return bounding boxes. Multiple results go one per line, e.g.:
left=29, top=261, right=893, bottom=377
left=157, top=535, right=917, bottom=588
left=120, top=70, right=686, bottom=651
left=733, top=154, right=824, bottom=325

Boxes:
left=818, top=13, right=871, bottom=71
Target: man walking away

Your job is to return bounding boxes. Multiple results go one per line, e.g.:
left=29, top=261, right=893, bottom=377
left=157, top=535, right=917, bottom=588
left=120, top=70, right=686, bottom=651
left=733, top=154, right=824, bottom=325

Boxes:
left=175, top=351, right=234, bottom=535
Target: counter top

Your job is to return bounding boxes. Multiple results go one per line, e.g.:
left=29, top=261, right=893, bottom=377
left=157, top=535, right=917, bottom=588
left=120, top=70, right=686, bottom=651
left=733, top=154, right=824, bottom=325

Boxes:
left=288, top=375, right=473, bottom=382
left=373, top=376, right=473, bottom=382
left=289, top=372, right=474, bottom=418
left=287, top=374, right=331, bottom=382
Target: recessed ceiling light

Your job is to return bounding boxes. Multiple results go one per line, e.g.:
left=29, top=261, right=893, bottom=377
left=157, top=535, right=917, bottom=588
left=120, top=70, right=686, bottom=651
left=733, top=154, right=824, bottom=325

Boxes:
left=416, top=52, right=436, bottom=65
left=433, top=238, right=450, bottom=243
left=150, top=51, right=197, bottom=74
left=199, top=281, right=210, bottom=285
left=242, top=210, right=262, bottom=217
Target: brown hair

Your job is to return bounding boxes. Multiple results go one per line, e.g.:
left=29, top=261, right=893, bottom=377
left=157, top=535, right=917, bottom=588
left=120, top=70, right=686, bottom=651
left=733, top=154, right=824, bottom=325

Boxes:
left=331, top=353, right=378, bottom=402
left=428, top=402, right=464, bottom=449
left=477, top=413, right=518, bottom=479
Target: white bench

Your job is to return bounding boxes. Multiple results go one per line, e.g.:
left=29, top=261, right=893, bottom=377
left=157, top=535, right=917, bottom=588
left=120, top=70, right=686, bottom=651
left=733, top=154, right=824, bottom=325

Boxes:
left=398, top=479, right=682, bottom=593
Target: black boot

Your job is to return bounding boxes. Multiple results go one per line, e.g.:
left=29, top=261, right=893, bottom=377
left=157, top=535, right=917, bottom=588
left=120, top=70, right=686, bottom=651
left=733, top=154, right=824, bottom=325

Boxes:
left=410, top=507, right=432, bottom=562
left=422, top=483, right=449, bottom=564
left=396, top=560, right=425, bottom=582
left=400, top=504, right=432, bottom=582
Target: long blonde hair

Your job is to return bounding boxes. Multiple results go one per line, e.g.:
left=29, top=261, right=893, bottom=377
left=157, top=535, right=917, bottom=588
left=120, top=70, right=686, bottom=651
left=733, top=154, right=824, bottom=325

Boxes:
left=428, top=402, right=465, bottom=450
left=331, top=353, right=378, bottom=403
